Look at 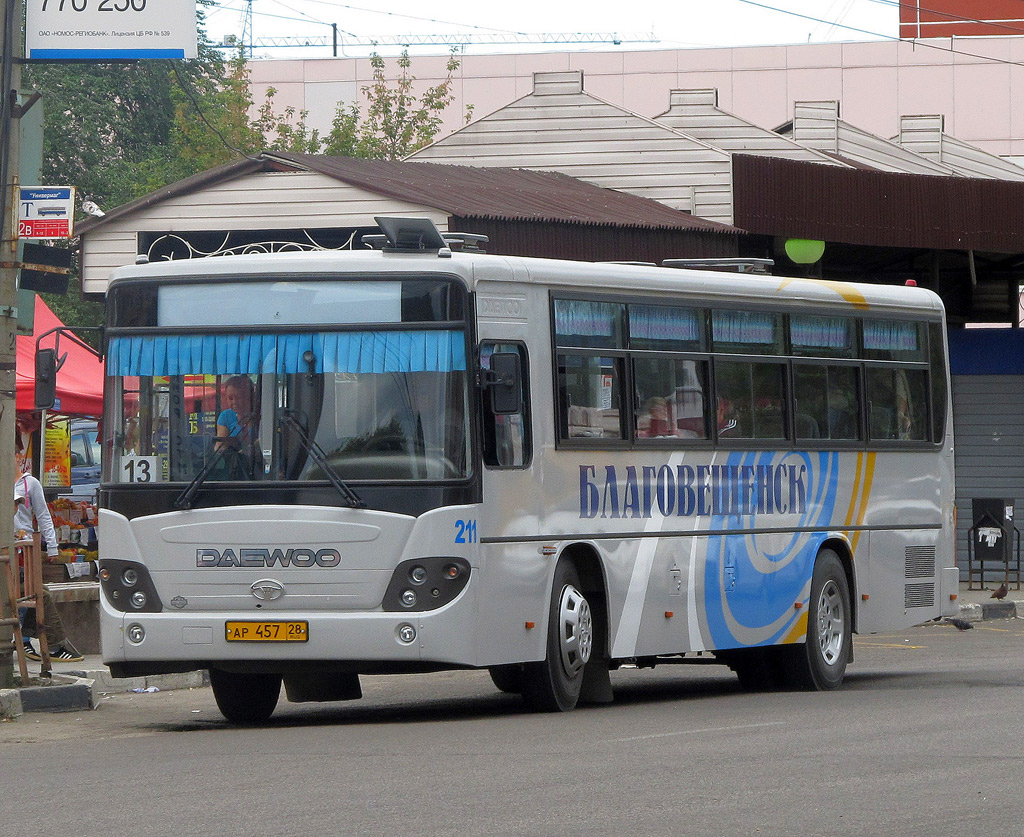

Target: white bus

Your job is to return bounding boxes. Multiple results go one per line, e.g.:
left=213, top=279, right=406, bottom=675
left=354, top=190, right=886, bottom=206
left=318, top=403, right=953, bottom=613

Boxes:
left=98, top=218, right=957, bottom=723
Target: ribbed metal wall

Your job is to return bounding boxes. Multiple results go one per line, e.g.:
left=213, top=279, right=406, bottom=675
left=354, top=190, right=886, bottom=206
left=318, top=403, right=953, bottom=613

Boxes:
left=449, top=218, right=739, bottom=263
left=952, top=374, right=1024, bottom=578
left=733, top=154, right=1024, bottom=253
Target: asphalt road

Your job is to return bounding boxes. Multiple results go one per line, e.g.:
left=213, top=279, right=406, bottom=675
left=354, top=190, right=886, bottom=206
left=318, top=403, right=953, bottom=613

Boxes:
left=3, top=619, right=1022, bottom=837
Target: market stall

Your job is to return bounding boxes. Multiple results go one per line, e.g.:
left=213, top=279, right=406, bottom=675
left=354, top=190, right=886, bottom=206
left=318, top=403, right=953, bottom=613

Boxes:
left=15, top=296, right=103, bottom=579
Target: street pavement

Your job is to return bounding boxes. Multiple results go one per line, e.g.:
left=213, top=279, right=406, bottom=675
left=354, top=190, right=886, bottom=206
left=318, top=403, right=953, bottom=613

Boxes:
left=2, top=580, right=1020, bottom=717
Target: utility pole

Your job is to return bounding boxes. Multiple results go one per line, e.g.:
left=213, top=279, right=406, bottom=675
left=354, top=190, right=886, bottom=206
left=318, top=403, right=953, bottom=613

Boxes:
left=0, top=0, right=22, bottom=688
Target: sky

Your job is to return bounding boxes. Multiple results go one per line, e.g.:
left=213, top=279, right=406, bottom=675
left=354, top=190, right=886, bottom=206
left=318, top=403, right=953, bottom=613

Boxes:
left=202, top=0, right=901, bottom=59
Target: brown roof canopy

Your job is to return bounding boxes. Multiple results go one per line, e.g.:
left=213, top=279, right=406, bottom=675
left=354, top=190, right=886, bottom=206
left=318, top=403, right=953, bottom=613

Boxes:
left=733, top=153, right=1024, bottom=253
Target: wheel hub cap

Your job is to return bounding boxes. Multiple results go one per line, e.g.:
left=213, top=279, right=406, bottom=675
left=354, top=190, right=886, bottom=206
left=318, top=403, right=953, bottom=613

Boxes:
left=816, top=579, right=845, bottom=666
left=557, top=584, right=593, bottom=677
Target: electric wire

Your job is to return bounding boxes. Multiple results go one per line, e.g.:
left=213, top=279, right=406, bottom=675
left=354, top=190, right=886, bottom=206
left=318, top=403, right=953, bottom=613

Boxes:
left=211, top=0, right=558, bottom=39
left=167, top=60, right=261, bottom=162
left=864, top=0, right=1024, bottom=35
left=735, top=0, right=1024, bottom=70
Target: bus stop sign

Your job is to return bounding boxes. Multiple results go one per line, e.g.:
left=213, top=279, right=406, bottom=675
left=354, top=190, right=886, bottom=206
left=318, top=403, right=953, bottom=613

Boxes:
left=19, top=186, right=75, bottom=240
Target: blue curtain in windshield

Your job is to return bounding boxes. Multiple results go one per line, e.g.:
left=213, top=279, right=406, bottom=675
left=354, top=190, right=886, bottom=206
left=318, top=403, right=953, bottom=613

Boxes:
left=107, top=331, right=467, bottom=376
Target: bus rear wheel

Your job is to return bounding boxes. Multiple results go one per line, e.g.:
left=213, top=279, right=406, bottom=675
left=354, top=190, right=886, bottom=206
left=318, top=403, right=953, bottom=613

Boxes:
left=209, top=668, right=282, bottom=724
left=783, top=549, right=851, bottom=691
left=521, top=561, right=593, bottom=712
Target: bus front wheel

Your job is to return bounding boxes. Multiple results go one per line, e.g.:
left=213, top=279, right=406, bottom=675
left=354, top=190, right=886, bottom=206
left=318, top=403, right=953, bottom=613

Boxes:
left=521, top=560, right=594, bottom=712
left=783, top=549, right=851, bottom=691
left=209, top=668, right=282, bottom=724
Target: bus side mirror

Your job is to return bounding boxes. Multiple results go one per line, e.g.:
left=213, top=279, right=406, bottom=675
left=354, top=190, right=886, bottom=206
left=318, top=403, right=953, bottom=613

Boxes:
left=35, top=348, right=57, bottom=410
left=487, top=352, right=523, bottom=415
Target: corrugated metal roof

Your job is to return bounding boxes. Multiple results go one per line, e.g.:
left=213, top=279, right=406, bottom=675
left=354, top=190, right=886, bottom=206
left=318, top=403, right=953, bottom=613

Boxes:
left=268, top=153, right=738, bottom=233
left=77, top=153, right=739, bottom=238
left=733, top=154, right=1024, bottom=253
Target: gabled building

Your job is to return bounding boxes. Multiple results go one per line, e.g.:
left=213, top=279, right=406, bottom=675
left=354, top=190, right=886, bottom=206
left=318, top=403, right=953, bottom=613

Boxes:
left=777, top=100, right=956, bottom=174
left=407, top=71, right=736, bottom=223
left=896, top=114, right=1024, bottom=180
left=654, top=89, right=845, bottom=166
left=76, top=153, right=739, bottom=297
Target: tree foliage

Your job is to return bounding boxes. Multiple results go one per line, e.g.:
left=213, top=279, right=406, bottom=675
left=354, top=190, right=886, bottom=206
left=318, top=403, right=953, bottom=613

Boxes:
left=259, top=50, right=473, bottom=159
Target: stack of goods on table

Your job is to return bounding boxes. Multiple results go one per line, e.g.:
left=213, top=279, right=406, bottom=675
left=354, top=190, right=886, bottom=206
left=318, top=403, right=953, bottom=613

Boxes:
left=48, top=498, right=99, bottom=579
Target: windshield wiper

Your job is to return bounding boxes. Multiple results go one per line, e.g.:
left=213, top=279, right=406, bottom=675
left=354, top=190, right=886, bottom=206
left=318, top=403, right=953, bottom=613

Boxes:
left=173, top=414, right=258, bottom=510
left=280, top=410, right=365, bottom=508
left=173, top=443, right=232, bottom=510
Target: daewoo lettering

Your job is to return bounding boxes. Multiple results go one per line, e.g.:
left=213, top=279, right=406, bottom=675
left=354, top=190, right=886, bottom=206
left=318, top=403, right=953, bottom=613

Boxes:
left=196, top=547, right=341, bottom=568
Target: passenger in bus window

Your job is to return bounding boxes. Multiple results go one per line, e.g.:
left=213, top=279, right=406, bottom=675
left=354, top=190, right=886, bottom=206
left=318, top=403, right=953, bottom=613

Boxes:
left=216, top=375, right=256, bottom=451
left=215, top=375, right=263, bottom=478
left=717, top=396, right=739, bottom=437
left=637, top=396, right=672, bottom=437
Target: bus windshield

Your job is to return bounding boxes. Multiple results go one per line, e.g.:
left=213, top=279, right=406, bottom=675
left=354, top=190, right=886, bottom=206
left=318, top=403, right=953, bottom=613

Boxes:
left=109, top=340, right=470, bottom=485
left=105, top=278, right=471, bottom=486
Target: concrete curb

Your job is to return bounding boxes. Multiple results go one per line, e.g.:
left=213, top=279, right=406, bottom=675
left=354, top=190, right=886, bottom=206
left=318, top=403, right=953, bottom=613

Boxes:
left=1, top=673, right=99, bottom=718
left=0, top=669, right=207, bottom=719
left=76, top=668, right=208, bottom=694
left=957, top=599, right=1024, bottom=621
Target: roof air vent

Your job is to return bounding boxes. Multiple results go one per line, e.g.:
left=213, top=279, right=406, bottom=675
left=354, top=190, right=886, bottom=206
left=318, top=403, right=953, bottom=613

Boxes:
left=373, top=216, right=448, bottom=252
left=441, top=232, right=488, bottom=253
left=662, top=258, right=774, bottom=275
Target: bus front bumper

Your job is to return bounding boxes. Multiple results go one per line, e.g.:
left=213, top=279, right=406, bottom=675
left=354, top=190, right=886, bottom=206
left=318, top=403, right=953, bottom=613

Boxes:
left=99, top=591, right=483, bottom=676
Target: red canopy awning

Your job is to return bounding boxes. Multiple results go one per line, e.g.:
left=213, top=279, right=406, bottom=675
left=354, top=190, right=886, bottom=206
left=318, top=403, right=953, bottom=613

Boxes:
left=16, top=296, right=103, bottom=416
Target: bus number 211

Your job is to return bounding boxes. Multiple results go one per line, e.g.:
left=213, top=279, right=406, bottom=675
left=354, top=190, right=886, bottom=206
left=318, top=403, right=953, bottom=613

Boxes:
left=455, top=519, right=478, bottom=544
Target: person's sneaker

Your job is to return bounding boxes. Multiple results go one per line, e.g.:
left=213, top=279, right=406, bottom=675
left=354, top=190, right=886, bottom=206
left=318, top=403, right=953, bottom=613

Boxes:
left=22, top=642, right=41, bottom=661
left=49, top=646, right=84, bottom=662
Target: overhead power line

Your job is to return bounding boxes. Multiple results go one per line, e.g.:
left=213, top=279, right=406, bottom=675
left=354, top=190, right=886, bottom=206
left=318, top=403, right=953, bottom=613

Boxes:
left=210, top=30, right=659, bottom=56
left=735, top=0, right=1024, bottom=71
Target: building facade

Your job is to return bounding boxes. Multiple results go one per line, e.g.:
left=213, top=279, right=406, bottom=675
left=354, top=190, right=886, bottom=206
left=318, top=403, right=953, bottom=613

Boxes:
left=250, top=34, right=1024, bottom=162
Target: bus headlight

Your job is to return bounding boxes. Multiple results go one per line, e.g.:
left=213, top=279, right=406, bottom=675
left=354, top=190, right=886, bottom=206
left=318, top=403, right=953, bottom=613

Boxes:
left=382, top=557, right=470, bottom=612
left=99, top=559, right=163, bottom=613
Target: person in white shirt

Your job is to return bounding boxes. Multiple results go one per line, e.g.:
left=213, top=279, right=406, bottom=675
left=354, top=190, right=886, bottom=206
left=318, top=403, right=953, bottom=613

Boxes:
left=15, top=472, right=83, bottom=662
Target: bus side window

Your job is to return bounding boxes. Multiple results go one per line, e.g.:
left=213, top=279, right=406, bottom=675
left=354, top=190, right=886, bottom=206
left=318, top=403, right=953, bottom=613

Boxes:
left=633, top=357, right=708, bottom=440
left=557, top=354, right=625, bottom=441
left=481, top=342, right=532, bottom=468
left=793, top=364, right=859, bottom=442
left=866, top=367, right=928, bottom=441
left=715, top=360, right=786, bottom=440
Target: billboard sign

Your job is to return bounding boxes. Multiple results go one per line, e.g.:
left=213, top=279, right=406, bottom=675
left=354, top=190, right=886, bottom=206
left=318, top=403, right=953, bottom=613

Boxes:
left=25, top=0, right=198, bottom=59
left=19, top=186, right=75, bottom=240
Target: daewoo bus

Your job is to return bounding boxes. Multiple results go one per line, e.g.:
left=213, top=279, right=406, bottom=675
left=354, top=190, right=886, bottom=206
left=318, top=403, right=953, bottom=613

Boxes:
left=98, top=217, right=957, bottom=723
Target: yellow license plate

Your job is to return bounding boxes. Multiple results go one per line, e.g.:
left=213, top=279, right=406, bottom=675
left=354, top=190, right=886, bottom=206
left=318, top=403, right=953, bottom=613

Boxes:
left=225, top=621, right=309, bottom=642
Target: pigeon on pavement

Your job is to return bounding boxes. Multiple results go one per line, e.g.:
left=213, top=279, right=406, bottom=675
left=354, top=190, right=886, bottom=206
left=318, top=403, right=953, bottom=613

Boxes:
left=945, top=617, right=974, bottom=631
left=991, top=583, right=1008, bottom=600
